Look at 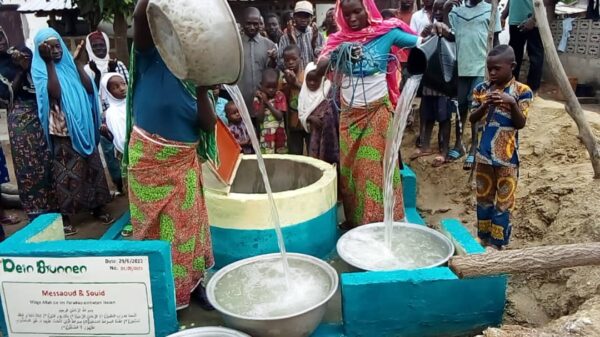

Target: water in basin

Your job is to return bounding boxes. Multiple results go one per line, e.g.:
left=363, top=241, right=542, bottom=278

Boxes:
left=213, top=258, right=332, bottom=318
left=337, top=223, right=453, bottom=271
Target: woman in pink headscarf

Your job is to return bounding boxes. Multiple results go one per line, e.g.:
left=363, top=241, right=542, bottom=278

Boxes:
left=306, top=0, right=440, bottom=228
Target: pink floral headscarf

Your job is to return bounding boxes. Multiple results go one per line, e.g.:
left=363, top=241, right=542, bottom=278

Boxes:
left=320, top=0, right=417, bottom=106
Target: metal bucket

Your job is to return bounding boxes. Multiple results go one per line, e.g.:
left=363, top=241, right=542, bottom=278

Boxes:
left=167, top=327, right=250, bottom=337
left=146, top=0, right=243, bottom=85
left=207, top=253, right=338, bottom=337
left=337, top=222, right=455, bottom=271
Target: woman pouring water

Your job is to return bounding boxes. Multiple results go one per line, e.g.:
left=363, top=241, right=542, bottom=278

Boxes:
left=125, top=0, right=217, bottom=310
left=306, top=0, right=447, bottom=228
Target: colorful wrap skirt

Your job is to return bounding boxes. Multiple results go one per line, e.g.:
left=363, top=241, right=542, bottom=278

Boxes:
left=127, top=126, right=214, bottom=309
left=339, top=97, right=405, bottom=227
left=7, top=102, right=55, bottom=219
left=51, top=136, right=111, bottom=215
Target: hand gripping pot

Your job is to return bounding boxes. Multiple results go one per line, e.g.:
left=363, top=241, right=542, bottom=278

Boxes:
left=406, top=35, right=458, bottom=97
left=146, top=0, right=243, bottom=86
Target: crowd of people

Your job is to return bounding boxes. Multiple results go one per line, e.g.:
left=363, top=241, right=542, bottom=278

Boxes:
left=0, top=0, right=540, bottom=309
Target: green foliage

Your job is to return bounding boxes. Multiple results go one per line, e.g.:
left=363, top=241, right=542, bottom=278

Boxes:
left=73, top=0, right=134, bottom=27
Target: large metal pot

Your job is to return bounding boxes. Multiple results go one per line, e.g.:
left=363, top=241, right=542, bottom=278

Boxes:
left=337, top=222, right=455, bottom=271
left=146, top=0, right=243, bottom=85
left=206, top=253, right=338, bottom=337
left=167, top=327, right=250, bottom=337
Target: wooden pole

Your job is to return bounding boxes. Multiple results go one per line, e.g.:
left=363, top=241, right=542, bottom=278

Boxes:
left=533, top=0, right=600, bottom=178
left=449, top=242, right=600, bottom=278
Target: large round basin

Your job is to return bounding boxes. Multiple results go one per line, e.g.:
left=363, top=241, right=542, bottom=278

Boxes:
left=204, top=155, right=338, bottom=268
left=167, top=327, right=250, bottom=337
left=207, top=253, right=338, bottom=337
left=337, top=222, right=455, bottom=271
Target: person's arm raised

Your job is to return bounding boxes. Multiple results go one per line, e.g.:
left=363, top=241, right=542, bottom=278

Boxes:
left=39, top=42, right=62, bottom=101
left=73, top=41, right=94, bottom=94
left=134, top=0, right=154, bottom=51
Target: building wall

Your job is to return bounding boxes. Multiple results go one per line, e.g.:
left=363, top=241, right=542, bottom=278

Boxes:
left=1, top=0, right=48, bottom=48
left=550, top=18, right=600, bottom=88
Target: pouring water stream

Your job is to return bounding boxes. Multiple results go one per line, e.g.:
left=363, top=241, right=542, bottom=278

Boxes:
left=224, top=85, right=291, bottom=286
left=382, top=75, right=423, bottom=249
left=224, top=72, right=420, bottom=274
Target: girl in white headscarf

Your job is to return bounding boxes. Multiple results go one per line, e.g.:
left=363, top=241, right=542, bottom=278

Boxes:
left=100, top=72, right=127, bottom=155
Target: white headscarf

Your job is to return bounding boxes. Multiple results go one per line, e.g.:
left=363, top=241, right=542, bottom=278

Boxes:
left=85, top=31, right=110, bottom=74
left=100, top=72, right=126, bottom=153
left=298, top=62, right=331, bottom=132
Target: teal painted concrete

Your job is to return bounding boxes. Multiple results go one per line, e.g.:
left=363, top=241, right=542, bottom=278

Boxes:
left=402, top=166, right=424, bottom=225
left=401, top=166, right=417, bottom=209
left=0, top=213, right=179, bottom=337
left=441, top=218, right=486, bottom=254
left=405, top=207, right=425, bottom=225
left=311, top=323, right=345, bottom=337
left=1, top=213, right=59, bottom=246
left=340, top=221, right=507, bottom=337
left=210, top=206, right=338, bottom=268
left=101, top=211, right=130, bottom=240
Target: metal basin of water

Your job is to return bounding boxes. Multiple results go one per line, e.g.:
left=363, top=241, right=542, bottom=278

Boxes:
left=167, top=327, right=250, bottom=337
left=206, top=253, right=338, bottom=337
left=337, top=222, right=455, bottom=271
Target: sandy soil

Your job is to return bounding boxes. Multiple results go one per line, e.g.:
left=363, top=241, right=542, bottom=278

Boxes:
left=402, top=97, right=600, bottom=336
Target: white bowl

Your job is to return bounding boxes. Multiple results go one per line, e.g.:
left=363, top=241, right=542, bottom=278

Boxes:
left=168, top=327, right=250, bottom=337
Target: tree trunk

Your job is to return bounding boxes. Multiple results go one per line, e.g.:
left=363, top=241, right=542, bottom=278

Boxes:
left=533, top=0, right=600, bottom=178
left=449, top=242, right=600, bottom=278
left=113, top=11, right=129, bottom=66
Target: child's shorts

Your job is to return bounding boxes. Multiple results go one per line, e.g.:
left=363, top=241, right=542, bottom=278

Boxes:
left=420, top=95, right=450, bottom=123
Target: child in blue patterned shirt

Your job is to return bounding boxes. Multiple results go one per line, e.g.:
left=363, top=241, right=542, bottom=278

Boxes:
left=469, top=45, right=533, bottom=249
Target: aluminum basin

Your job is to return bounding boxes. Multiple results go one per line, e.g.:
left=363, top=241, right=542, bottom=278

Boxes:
left=337, top=222, right=455, bottom=271
left=206, top=253, right=338, bottom=337
left=167, top=327, right=250, bottom=337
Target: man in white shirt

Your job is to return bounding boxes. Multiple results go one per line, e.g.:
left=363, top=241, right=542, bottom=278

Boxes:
left=410, top=0, right=434, bottom=34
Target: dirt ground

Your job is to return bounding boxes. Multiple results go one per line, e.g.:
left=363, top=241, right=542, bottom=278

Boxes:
left=402, top=95, right=600, bottom=336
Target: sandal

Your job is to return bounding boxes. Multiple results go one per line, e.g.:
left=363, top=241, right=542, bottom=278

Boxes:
left=93, top=210, right=114, bottom=225
left=121, top=224, right=133, bottom=237
left=446, top=147, right=465, bottom=162
left=432, top=154, right=448, bottom=168
left=63, top=225, right=78, bottom=237
left=463, top=154, right=475, bottom=171
left=0, top=215, right=21, bottom=225
left=409, top=149, right=434, bottom=160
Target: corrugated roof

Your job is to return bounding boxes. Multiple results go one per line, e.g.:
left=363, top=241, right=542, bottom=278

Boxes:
left=17, top=0, right=76, bottom=13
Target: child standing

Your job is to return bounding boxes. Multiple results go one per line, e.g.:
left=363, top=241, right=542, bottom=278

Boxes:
left=281, top=44, right=310, bottom=155
left=470, top=45, right=532, bottom=249
left=100, top=73, right=127, bottom=159
left=210, top=85, right=230, bottom=125
left=445, top=0, right=502, bottom=170
left=226, top=101, right=253, bottom=154
left=253, top=68, right=287, bottom=154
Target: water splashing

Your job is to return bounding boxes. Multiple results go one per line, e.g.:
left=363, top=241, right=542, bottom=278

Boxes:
left=223, top=84, right=290, bottom=286
left=382, top=75, right=423, bottom=249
